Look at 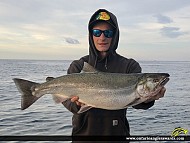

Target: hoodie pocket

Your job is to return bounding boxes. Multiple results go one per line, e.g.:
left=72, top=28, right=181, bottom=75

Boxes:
left=72, top=109, right=130, bottom=136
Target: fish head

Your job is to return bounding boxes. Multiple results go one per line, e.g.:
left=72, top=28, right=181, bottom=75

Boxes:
left=137, top=73, right=170, bottom=97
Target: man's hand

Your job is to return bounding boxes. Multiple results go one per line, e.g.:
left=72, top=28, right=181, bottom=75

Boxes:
left=144, top=87, right=166, bottom=103
left=71, top=96, right=85, bottom=106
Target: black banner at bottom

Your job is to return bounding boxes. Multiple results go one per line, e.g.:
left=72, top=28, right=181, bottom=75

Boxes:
left=0, top=135, right=190, bottom=141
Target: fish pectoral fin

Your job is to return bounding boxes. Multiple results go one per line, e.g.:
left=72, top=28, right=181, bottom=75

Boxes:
left=124, top=97, right=141, bottom=108
left=52, top=94, right=68, bottom=103
left=77, top=105, right=93, bottom=114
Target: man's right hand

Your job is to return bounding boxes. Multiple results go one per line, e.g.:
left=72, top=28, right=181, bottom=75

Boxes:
left=71, top=96, right=85, bottom=106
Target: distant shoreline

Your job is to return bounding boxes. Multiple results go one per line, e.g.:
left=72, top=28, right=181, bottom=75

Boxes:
left=0, top=59, right=190, bottom=62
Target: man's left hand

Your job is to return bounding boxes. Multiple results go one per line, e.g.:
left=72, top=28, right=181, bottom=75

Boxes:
left=144, top=87, right=166, bottom=103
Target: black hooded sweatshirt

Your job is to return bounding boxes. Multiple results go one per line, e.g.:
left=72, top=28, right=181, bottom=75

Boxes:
left=63, top=9, right=154, bottom=138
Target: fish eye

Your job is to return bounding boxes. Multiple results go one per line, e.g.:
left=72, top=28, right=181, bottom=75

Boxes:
left=153, top=79, right=159, bottom=82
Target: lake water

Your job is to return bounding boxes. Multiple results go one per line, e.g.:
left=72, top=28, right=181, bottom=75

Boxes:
left=0, top=59, right=189, bottom=143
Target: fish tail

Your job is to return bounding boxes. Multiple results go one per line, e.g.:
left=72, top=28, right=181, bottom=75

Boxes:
left=13, top=78, right=40, bottom=110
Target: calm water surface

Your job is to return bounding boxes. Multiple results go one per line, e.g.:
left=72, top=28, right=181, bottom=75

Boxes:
left=0, top=60, right=189, bottom=143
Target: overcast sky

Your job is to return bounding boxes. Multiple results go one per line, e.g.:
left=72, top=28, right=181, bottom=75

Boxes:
left=1, top=0, right=190, bottom=61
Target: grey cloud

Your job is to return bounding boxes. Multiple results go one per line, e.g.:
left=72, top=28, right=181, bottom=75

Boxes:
left=112, top=0, right=190, bottom=16
left=160, top=27, right=187, bottom=38
left=64, top=37, right=80, bottom=44
left=154, top=14, right=173, bottom=24
left=2, top=0, right=190, bottom=27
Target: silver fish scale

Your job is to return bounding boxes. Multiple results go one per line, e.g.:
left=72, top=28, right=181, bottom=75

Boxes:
left=40, top=72, right=142, bottom=89
left=33, top=72, right=142, bottom=110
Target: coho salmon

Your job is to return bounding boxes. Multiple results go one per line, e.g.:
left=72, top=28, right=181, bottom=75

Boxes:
left=13, top=62, right=170, bottom=113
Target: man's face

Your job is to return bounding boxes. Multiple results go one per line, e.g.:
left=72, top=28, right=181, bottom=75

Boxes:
left=92, top=22, right=113, bottom=53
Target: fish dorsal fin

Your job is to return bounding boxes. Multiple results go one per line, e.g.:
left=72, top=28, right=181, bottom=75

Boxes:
left=82, top=62, right=98, bottom=73
left=46, top=77, right=55, bottom=82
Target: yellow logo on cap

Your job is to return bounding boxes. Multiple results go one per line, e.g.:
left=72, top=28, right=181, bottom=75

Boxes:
left=96, top=12, right=110, bottom=21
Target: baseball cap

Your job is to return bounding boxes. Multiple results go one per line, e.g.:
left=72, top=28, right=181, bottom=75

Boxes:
left=89, top=11, right=116, bottom=29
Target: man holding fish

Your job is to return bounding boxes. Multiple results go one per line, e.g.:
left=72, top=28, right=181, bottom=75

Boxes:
left=63, top=9, right=168, bottom=138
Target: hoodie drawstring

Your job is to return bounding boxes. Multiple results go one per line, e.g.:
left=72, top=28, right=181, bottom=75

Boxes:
left=105, top=57, right=108, bottom=70
left=93, top=56, right=108, bottom=70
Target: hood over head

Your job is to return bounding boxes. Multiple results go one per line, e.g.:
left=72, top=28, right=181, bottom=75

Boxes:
left=88, top=9, right=120, bottom=68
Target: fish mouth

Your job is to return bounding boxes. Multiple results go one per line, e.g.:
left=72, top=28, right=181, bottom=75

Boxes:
left=149, top=77, right=169, bottom=96
left=159, top=77, right=170, bottom=86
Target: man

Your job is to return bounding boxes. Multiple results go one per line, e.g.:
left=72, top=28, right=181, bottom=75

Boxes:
left=63, top=9, right=166, bottom=140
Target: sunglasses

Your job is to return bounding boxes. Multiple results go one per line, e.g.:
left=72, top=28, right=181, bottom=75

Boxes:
left=92, top=29, right=114, bottom=38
